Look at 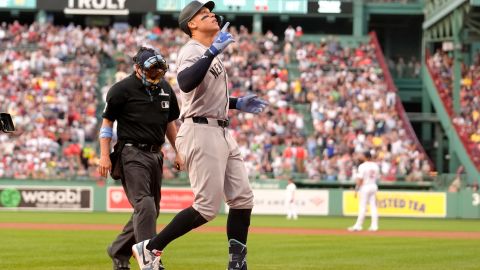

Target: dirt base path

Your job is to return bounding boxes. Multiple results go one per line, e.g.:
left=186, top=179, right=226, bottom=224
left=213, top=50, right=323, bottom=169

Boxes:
left=1, top=223, right=479, bottom=239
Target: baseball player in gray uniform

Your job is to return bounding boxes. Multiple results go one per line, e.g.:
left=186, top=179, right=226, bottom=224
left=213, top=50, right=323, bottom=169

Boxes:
left=131, top=1, right=268, bottom=270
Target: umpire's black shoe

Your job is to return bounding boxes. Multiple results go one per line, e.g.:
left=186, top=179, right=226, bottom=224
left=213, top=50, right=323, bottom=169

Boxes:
left=227, top=239, right=247, bottom=270
left=107, top=245, right=131, bottom=270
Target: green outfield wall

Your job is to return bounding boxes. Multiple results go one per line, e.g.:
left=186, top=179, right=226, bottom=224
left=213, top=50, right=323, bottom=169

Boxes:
left=0, top=179, right=478, bottom=219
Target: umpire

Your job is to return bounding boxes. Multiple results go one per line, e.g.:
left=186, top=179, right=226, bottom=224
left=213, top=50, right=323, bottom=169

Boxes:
left=97, top=46, right=181, bottom=270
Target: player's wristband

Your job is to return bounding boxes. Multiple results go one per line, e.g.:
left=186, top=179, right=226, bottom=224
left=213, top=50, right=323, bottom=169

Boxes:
left=229, top=97, right=238, bottom=109
left=208, top=45, right=220, bottom=56
left=99, top=127, right=113, bottom=138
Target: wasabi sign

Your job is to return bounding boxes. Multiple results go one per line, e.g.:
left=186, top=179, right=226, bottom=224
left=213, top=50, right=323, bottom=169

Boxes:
left=157, top=0, right=307, bottom=14
left=0, top=186, right=93, bottom=211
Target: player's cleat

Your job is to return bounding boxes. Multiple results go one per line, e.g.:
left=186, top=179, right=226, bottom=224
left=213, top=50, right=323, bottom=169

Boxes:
left=347, top=226, right=362, bottom=232
left=107, top=245, right=131, bottom=270
left=132, top=240, right=164, bottom=270
left=227, top=239, right=247, bottom=270
left=368, top=227, right=378, bottom=232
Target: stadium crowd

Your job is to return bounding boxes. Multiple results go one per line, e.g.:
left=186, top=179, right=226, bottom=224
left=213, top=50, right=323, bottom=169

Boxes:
left=0, top=20, right=432, bottom=182
left=294, top=38, right=430, bottom=182
left=0, top=21, right=101, bottom=179
left=427, top=49, right=480, bottom=168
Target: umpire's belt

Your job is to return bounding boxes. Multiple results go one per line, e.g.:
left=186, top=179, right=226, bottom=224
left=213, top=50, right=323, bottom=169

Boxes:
left=185, top=117, right=229, bottom=128
left=124, top=142, right=161, bottom=153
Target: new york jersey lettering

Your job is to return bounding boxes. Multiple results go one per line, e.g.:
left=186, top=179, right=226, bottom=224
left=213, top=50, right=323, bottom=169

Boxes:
left=209, top=62, right=224, bottom=79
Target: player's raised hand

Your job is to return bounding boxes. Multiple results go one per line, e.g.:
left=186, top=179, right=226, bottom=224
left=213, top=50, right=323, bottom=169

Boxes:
left=208, top=22, right=235, bottom=56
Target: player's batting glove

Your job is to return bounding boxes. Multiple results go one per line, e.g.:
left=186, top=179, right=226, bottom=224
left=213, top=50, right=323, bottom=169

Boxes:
left=236, top=94, right=269, bottom=114
left=208, top=22, right=235, bottom=56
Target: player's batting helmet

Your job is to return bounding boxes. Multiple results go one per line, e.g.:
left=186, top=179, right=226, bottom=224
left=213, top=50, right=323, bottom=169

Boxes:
left=178, top=0, right=216, bottom=37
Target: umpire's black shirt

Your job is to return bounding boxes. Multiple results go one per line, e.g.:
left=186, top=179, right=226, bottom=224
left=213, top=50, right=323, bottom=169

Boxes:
left=102, top=73, right=180, bottom=145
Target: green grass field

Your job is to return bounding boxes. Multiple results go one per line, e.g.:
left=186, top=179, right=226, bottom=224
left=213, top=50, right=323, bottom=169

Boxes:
left=1, top=212, right=479, bottom=270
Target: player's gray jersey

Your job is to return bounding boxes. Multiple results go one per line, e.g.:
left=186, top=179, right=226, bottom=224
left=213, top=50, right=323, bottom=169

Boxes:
left=176, top=39, right=229, bottom=120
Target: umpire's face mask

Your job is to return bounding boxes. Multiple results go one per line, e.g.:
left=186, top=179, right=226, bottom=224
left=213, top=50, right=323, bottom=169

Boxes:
left=137, top=55, right=168, bottom=88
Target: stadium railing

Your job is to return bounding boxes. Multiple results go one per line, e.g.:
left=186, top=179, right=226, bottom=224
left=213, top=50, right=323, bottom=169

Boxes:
left=292, top=179, right=435, bottom=190
left=298, top=35, right=369, bottom=47
left=369, top=32, right=434, bottom=170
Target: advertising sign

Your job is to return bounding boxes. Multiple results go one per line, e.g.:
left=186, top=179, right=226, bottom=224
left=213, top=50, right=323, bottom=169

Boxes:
left=157, top=0, right=307, bottom=14
left=0, top=0, right=35, bottom=9
left=307, top=0, right=353, bottom=14
left=343, top=191, right=446, bottom=218
left=37, top=0, right=156, bottom=15
left=0, top=186, right=92, bottom=211
left=107, top=186, right=194, bottom=213
left=250, top=189, right=329, bottom=215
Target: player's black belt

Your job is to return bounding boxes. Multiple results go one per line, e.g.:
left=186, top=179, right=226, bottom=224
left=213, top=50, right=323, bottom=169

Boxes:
left=124, top=142, right=161, bottom=153
left=191, top=117, right=229, bottom=128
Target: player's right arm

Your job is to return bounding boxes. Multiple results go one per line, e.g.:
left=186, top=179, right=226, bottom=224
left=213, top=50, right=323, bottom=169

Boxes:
left=177, top=22, right=234, bottom=93
left=177, top=52, right=214, bottom=92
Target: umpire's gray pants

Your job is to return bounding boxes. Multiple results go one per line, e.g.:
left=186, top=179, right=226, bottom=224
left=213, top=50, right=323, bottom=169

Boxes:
left=108, top=145, right=163, bottom=261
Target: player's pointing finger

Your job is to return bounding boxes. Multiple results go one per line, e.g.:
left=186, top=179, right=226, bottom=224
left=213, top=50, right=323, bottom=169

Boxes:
left=221, top=22, right=230, bottom=32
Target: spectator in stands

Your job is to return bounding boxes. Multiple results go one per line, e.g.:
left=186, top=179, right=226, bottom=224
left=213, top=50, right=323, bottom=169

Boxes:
left=114, top=61, right=128, bottom=82
left=295, top=26, right=303, bottom=38
left=448, top=166, right=464, bottom=192
left=468, top=182, right=479, bottom=192
left=284, top=25, right=295, bottom=43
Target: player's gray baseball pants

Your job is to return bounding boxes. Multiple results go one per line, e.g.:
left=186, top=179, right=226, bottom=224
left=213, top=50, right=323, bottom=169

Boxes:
left=177, top=118, right=254, bottom=221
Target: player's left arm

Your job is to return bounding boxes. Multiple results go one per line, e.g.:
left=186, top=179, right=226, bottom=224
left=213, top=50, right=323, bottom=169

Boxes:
left=166, top=122, right=184, bottom=171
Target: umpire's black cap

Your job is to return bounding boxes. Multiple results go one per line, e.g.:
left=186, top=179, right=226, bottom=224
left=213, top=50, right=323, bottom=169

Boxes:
left=178, top=0, right=215, bottom=37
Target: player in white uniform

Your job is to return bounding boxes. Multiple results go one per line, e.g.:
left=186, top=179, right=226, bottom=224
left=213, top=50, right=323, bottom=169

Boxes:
left=348, top=152, right=379, bottom=231
left=286, top=178, right=298, bottom=220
